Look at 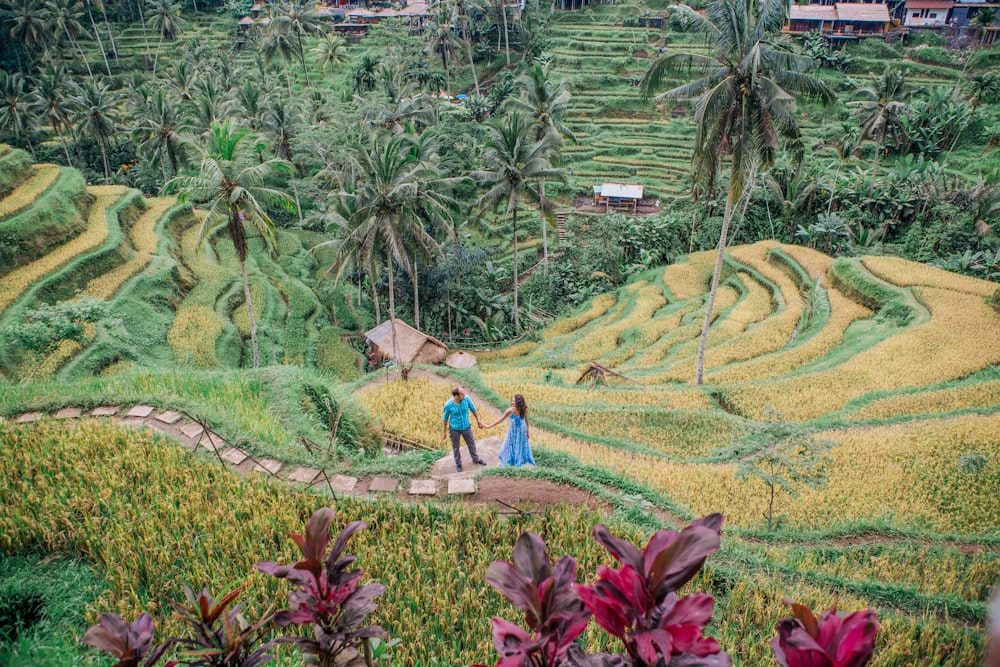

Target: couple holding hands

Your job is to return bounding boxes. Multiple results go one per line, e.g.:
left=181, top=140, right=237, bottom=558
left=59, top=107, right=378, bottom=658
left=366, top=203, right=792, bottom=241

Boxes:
left=441, top=385, right=535, bottom=472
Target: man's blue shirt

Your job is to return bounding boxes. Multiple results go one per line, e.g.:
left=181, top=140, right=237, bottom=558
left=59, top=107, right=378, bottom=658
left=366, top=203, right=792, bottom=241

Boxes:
left=443, top=396, right=477, bottom=430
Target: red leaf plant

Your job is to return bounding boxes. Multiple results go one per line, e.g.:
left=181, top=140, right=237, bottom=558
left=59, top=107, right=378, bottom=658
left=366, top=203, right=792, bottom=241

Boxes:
left=771, top=600, right=879, bottom=667
left=254, top=507, right=387, bottom=667
left=574, top=514, right=731, bottom=667
left=484, top=532, right=593, bottom=667
left=168, top=585, right=276, bottom=666
left=82, top=612, right=172, bottom=667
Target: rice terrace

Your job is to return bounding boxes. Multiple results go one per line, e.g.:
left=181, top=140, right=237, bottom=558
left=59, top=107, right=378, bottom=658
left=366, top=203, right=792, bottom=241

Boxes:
left=2, top=0, right=1000, bottom=662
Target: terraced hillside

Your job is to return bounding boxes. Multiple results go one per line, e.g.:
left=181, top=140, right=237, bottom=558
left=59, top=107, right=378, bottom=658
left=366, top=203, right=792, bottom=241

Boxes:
left=0, top=149, right=357, bottom=381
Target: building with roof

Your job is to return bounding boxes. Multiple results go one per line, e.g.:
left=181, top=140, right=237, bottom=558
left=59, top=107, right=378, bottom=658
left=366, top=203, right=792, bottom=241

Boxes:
left=364, top=319, right=449, bottom=367
left=903, top=0, right=953, bottom=25
left=592, top=183, right=644, bottom=213
left=785, top=1, right=894, bottom=36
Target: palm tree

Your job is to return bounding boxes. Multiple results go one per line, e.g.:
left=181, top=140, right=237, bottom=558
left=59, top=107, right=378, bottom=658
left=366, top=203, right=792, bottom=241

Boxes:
left=164, top=120, right=296, bottom=368
left=33, top=65, right=77, bottom=165
left=454, top=0, right=487, bottom=95
left=6, top=0, right=53, bottom=68
left=72, top=79, right=121, bottom=181
left=0, top=71, right=42, bottom=157
left=131, top=87, right=183, bottom=182
left=83, top=0, right=112, bottom=77
left=312, top=32, right=347, bottom=72
left=474, top=111, right=565, bottom=333
left=262, top=95, right=305, bottom=223
left=641, top=0, right=833, bottom=385
left=508, top=63, right=575, bottom=277
left=260, top=9, right=301, bottom=97
left=351, top=54, right=379, bottom=95
left=272, top=0, right=322, bottom=88
left=426, top=6, right=463, bottom=96
left=847, top=66, right=912, bottom=183
left=974, top=6, right=997, bottom=44
left=147, top=0, right=186, bottom=76
left=314, top=132, right=457, bottom=359
left=44, top=0, right=94, bottom=79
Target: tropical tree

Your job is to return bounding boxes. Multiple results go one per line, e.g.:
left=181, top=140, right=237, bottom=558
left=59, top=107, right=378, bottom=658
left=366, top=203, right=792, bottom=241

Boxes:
left=164, top=120, right=296, bottom=368
left=0, top=71, right=41, bottom=157
left=351, top=54, right=379, bottom=95
left=6, top=0, right=52, bottom=68
left=314, top=132, right=457, bottom=358
left=83, top=0, right=112, bottom=77
left=131, top=87, right=184, bottom=182
left=271, top=0, right=323, bottom=88
left=974, top=6, right=997, bottom=43
left=847, top=65, right=912, bottom=182
left=312, top=32, right=348, bottom=72
left=260, top=8, right=302, bottom=96
left=508, top=63, right=575, bottom=276
left=641, top=0, right=833, bottom=385
left=44, top=0, right=94, bottom=79
left=454, top=0, right=487, bottom=95
left=147, top=0, right=186, bottom=76
left=474, top=111, right=565, bottom=333
left=426, top=6, right=464, bottom=96
left=33, top=65, right=77, bottom=165
left=72, top=79, right=121, bottom=181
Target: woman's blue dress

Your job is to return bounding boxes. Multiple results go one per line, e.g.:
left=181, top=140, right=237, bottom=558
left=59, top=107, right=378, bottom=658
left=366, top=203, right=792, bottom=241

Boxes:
left=499, top=413, right=535, bottom=467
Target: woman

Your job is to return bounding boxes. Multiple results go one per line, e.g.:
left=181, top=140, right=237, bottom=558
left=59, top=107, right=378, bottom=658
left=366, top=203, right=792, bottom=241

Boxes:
left=484, top=394, right=535, bottom=467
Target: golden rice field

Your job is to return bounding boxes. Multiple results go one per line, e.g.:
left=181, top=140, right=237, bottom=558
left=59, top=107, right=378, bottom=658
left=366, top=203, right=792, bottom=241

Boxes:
left=0, top=163, right=59, bottom=219
left=2, top=420, right=986, bottom=666
left=0, top=187, right=127, bottom=315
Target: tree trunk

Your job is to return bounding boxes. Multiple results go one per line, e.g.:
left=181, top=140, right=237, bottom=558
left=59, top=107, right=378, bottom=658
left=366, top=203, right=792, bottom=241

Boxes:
left=371, top=275, right=382, bottom=323
left=102, top=7, right=119, bottom=65
left=871, top=131, right=882, bottom=185
left=138, top=4, right=151, bottom=65
left=462, top=20, right=480, bottom=96
left=694, top=161, right=737, bottom=386
left=387, top=260, right=401, bottom=366
left=89, top=10, right=113, bottom=77
left=500, top=0, right=511, bottom=67
left=70, top=33, right=95, bottom=79
left=99, top=140, right=111, bottom=182
left=153, top=37, right=162, bottom=76
left=297, top=33, right=311, bottom=88
left=512, top=206, right=520, bottom=332
left=241, top=256, right=261, bottom=368
left=539, top=178, right=548, bottom=278
left=56, top=125, right=74, bottom=166
left=413, top=257, right=420, bottom=330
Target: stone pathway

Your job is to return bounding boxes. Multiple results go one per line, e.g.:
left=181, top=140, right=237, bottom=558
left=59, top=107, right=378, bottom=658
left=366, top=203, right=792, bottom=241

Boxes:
left=7, top=406, right=480, bottom=499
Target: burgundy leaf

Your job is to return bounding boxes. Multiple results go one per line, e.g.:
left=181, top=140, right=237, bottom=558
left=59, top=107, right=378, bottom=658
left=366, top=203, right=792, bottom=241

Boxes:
left=512, top=532, right=553, bottom=584
left=593, top=525, right=644, bottom=571
left=830, top=610, right=879, bottom=667
left=772, top=621, right=832, bottom=667
left=575, top=584, right=628, bottom=640
left=486, top=561, right=543, bottom=628
left=295, top=507, right=336, bottom=562
left=632, top=629, right=673, bottom=666
left=656, top=593, right=715, bottom=631
left=646, top=525, right=722, bottom=598
left=325, top=520, right=368, bottom=571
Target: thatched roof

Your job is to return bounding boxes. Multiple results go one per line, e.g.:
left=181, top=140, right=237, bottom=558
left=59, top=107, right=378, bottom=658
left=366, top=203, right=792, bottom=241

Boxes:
left=364, top=319, right=448, bottom=366
left=445, top=351, right=477, bottom=369
left=789, top=4, right=838, bottom=21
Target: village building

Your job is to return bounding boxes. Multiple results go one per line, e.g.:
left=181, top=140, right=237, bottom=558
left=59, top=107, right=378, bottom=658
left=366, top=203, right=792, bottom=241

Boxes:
left=785, top=1, right=894, bottom=37
left=592, top=183, right=644, bottom=214
left=903, top=0, right=953, bottom=25
left=364, top=319, right=449, bottom=367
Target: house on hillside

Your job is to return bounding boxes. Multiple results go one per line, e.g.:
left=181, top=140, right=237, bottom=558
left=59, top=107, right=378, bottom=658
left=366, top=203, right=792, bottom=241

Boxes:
left=364, top=319, right=448, bottom=367
left=903, top=0, right=953, bottom=25
left=592, top=183, right=644, bottom=213
left=785, top=1, right=894, bottom=36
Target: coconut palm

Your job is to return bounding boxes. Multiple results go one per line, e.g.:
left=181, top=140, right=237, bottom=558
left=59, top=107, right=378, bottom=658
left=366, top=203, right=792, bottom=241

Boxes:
left=82, top=0, right=112, bottom=77
left=426, top=6, right=464, bottom=96
left=351, top=54, right=379, bottom=95
left=260, top=9, right=301, bottom=97
left=314, top=132, right=457, bottom=359
left=44, top=0, right=94, bottom=79
left=72, top=79, right=121, bottom=181
left=473, top=111, right=565, bottom=333
left=508, top=63, right=575, bottom=277
left=641, top=0, right=833, bottom=385
left=147, top=0, right=186, bottom=76
left=164, top=120, right=296, bottom=368
left=454, top=0, right=487, bottom=95
left=312, top=32, right=348, bottom=72
left=0, top=71, right=42, bottom=157
left=271, top=0, right=323, bottom=88
left=847, top=65, right=912, bottom=183
left=131, top=88, right=184, bottom=182
left=6, top=0, right=53, bottom=68
left=33, top=64, right=77, bottom=165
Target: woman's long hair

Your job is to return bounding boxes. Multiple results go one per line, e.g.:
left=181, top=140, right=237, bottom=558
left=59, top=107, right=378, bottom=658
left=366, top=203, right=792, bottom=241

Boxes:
left=513, top=394, right=527, bottom=418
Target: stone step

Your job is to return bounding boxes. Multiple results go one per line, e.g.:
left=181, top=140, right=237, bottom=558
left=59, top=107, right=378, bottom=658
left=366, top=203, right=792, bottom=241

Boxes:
left=369, top=477, right=399, bottom=493
left=448, top=479, right=477, bottom=495
left=126, top=405, right=155, bottom=418
left=253, top=458, right=283, bottom=475
left=154, top=410, right=182, bottom=424
left=221, top=448, right=248, bottom=465
left=328, top=474, right=358, bottom=493
left=15, top=412, right=43, bottom=424
left=409, top=479, right=438, bottom=496
left=91, top=406, right=118, bottom=417
left=55, top=407, right=82, bottom=419
left=287, top=466, right=322, bottom=484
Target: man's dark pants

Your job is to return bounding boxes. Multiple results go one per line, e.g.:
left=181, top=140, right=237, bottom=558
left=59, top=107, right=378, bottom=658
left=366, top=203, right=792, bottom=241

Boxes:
left=449, top=427, right=480, bottom=466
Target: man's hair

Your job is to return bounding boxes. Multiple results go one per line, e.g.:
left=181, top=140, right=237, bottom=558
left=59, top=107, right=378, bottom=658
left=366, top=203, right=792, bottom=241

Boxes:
left=452, top=387, right=462, bottom=397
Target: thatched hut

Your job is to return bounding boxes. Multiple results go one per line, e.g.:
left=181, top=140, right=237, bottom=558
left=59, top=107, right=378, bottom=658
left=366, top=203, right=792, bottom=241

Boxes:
left=364, top=319, right=448, bottom=366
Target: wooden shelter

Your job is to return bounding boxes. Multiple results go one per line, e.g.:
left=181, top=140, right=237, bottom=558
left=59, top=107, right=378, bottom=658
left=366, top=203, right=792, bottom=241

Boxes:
left=364, top=319, right=448, bottom=366
left=592, top=183, right=644, bottom=213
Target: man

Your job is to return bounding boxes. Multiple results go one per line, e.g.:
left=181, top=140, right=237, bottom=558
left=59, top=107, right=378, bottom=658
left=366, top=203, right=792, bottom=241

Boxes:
left=442, top=385, right=487, bottom=472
